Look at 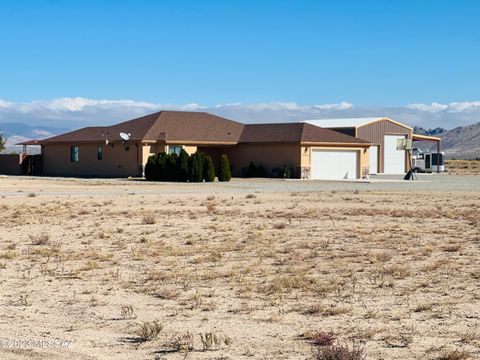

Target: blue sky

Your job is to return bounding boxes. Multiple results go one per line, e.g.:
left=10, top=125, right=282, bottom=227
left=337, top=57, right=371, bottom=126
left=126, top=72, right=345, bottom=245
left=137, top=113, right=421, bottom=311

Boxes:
left=1, top=0, right=479, bottom=106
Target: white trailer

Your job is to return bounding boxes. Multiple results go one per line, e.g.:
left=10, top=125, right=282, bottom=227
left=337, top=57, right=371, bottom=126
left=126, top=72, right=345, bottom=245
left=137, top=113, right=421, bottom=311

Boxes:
left=412, top=148, right=446, bottom=173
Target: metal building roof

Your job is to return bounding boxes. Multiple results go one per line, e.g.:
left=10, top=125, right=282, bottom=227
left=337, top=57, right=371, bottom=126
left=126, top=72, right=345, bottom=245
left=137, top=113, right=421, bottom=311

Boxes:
left=303, top=117, right=386, bottom=128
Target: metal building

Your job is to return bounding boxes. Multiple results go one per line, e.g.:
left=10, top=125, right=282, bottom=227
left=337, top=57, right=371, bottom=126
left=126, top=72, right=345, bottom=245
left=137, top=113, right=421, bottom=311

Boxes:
left=304, top=117, right=440, bottom=174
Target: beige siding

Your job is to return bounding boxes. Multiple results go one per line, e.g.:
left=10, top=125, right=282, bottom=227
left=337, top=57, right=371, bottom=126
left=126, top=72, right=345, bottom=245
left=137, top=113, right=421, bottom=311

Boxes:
left=199, top=143, right=301, bottom=177
left=356, top=120, right=412, bottom=173
left=43, top=142, right=141, bottom=177
left=182, top=146, right=197, bottom=155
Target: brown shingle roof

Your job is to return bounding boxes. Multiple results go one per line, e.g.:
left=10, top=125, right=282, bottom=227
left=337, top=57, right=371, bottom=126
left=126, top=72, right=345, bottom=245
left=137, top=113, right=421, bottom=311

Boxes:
left=39, top=111, right=369, bottom=146
left=39, top=111, right=244, bottom=144
left=239, top=123, right=370, bottom=144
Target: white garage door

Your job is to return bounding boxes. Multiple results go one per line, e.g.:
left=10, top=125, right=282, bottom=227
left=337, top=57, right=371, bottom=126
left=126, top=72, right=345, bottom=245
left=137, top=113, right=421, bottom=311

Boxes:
left=369, top=146, right=378, bottom=174
left=384, top=135, right=406, bottom=174
left=311, top=149, right=358, bottom=180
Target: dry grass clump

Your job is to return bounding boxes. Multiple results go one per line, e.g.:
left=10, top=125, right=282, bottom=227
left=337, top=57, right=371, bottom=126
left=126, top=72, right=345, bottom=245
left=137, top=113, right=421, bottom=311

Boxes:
left=136, top=321, right=163, bottom=342
left=446, top=159, right=480, bottom=175
left=303, top=304, right=350, bottom=317
left=273, top=222, right=287, bottom=229
left=141, top=214, right=156, bottom=225
left=313, top=342, right=366, bottom=360
left=436, top=349, right=471, bottom=360
left=159, top=331, right=195, bottom=353
left=120, top=305, right=136, bottom=319
left=301, top=331, right=336, bottom=347
left=29, top=232, right=50, bottom=245
left=0, top=251, right=18, bottom=260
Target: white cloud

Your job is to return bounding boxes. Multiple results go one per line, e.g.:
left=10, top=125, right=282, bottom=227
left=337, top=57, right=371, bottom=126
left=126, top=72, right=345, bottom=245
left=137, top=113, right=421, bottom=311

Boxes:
left=1, top=97, right=480, bottom=137
left=406, top=101, right=480, bottom=113
left=31, top=129, right=54, bottom=137
left=313, top=102, right=353, bottom=110
left=406, top=102, right=448, bottom=112
left=447, top=101, right=480, bottom=112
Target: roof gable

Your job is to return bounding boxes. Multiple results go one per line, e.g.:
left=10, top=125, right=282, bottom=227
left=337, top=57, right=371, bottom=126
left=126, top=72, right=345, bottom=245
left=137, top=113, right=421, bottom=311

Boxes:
left=304, top=117, right=412, bottom=130
left=40, top=111, right=244, bottom=144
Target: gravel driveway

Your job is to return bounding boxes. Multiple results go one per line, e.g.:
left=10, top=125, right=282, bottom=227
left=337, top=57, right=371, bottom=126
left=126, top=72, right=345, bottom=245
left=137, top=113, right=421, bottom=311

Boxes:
left=1, top=174, right=479, bottom=197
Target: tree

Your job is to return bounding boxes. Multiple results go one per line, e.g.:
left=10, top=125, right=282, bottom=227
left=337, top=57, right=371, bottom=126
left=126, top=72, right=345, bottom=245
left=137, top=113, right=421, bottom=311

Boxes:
left=176, top=149, right=190, bottom=182
left=189, top=151, right=204, bottom=182
left=0, top=132, right=5, bottom=153
left=144, top=155, right=156, bottom=181
left=156, top=152, right=168, bottom=181
left=218, top=154, right=231, bottom=182
left=165, top=153, right=178, bottom=181
left=203, top=155, right=215, bottom=182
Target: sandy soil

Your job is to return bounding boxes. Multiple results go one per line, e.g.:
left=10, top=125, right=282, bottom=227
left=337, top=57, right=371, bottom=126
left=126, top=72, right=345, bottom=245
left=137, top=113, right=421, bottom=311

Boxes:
left=0, top=177, right=479, bottom=360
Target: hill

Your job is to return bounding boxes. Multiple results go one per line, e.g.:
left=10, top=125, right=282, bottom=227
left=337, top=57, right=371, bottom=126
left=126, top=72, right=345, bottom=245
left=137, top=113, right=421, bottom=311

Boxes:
left=414, top=124, right=480, bottom=159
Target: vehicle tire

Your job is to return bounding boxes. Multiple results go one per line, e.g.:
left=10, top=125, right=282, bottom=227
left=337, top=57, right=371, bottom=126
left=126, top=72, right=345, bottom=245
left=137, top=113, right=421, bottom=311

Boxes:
left=413, top=168, right=420, bottom=173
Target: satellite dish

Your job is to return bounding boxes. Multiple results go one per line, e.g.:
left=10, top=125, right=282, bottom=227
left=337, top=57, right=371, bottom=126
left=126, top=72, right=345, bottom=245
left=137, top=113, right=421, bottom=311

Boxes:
left=120, top=132, right=131, bottom=141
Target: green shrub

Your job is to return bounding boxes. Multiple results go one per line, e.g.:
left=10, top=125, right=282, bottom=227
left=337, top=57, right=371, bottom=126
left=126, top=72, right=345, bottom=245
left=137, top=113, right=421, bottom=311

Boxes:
left=144, top=155, right=157, bottom=181
left=280, top=164, right=292, bottom=178
left=189, top=151, right=205, bottom=182
left=156, top=152, right=168, bottom=181
left=218, top=154, right=231, bottom=182
left=245, top=162, right=267, bottom=177
left=203, top=155, right=215, bottom=182
left=246, top=162, right=257, bottom=177
left=176, top=149, right=190, bottom=182
left=165, top=153, right=178, bottom=181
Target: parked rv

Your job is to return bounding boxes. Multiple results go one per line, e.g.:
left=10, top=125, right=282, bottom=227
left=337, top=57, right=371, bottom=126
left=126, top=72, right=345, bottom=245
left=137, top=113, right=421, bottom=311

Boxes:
left=412, top=148, right=446, bottom=173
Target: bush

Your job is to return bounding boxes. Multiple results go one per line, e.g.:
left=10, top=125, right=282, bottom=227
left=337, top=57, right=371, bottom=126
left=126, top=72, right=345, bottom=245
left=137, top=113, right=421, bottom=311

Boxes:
left=165, top=153, right=178, bottom=181
left=313, top=343, right=366, bottom=360
left=156, top=152, right=168, bottom=181
left=246, top=162, right=257, bottom=177
left=189, top=151, right=205, bottom=182
left=136, top=321, right=163, bottom=342
left=144, top=155, right=157, bottom=181
left=176, top=149, right=190, bottom=182
left=280, top=164, right=292, bottom=178
left=203, top=155, right=215, bottom=182
left=218, top=154, right=231, bottom=182
left=245, top=162, right=267, bottom=177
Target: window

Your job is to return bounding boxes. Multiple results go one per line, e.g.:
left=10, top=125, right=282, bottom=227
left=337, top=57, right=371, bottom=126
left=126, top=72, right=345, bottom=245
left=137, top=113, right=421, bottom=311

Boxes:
left=97, top=145, right=103, bottom=160
left=70, top=146, right=79, bottom=162
left=168, top=145, right=183, bottom=156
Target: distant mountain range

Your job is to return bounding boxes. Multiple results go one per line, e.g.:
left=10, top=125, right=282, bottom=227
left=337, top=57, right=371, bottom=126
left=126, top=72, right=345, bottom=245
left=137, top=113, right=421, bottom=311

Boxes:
left=1, top=121, right=479, bottom=159
left=414, top=123, right=480, bottom=159
left=0, top=122, right=68, bottom=153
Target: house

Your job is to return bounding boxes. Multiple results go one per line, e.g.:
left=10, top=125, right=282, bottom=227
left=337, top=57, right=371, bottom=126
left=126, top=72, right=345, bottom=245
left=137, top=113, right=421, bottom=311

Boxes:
left=304, top=117, right=441, bottom=174
left=18, top=111, right=371, bottom=180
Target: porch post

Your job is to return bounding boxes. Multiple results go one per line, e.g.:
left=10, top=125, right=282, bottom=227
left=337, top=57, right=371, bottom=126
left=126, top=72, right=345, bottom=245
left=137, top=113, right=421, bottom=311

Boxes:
left=437, top=140, right=440, bottom=173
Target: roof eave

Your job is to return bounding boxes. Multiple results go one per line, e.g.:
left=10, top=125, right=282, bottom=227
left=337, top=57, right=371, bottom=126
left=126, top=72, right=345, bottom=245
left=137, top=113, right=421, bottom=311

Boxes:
left=301, top=141, right=371, bottom=147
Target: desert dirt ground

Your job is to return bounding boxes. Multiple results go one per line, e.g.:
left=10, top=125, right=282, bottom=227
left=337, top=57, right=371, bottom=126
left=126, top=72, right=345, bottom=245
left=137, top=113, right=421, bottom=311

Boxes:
left=446, top=160, right=480, bottom=175
left=0, top=176, right=479, bottom=360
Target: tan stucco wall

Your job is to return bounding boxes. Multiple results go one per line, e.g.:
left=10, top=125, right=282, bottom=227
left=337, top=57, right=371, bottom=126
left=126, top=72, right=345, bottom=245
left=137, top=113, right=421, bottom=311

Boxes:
left=182, top=146, right=197, bottom=155
left=142, top=144, right=197, bottom=166
left=199, top=143, right=302, bottom=177
left=301, top=146, right=370, bottom=179
left=43, top=142, right=142, bottom=177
